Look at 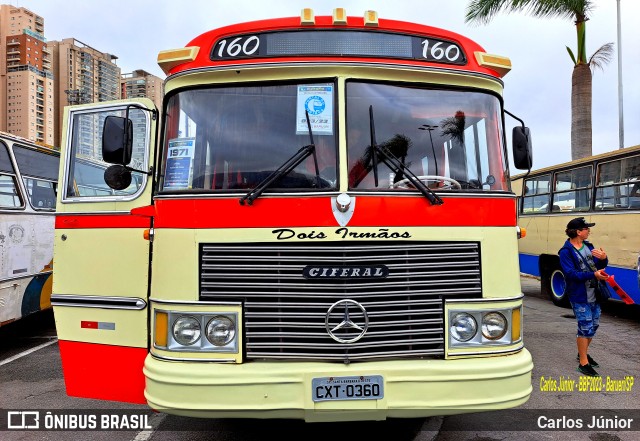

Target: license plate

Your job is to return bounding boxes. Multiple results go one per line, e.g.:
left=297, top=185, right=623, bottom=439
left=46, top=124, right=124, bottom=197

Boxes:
left=312, top=375, right=384, bottom=402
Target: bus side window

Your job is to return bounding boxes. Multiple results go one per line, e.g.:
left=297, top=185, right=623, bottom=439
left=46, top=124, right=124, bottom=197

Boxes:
left=521, top=174, right=550, bottom=213
left=0, top=142, right=23, bottom=208
left=0, top=174, right=23, bottom=208
left=596, top=154, right=640, bottom=210
left=23, top=177, right=56, bottom=210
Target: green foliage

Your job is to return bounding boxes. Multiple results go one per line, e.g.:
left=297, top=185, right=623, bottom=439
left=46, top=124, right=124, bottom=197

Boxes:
left=566, top=46, right=577, bottom=65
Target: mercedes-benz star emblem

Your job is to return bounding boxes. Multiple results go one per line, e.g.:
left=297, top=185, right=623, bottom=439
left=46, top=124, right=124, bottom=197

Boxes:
left=325, top=299, right=369, bottom=343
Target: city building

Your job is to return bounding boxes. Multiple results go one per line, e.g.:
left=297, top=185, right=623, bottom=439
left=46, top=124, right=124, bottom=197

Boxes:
left=49, top=38, right=121, bottom=150
left=0, top=4, right=55, bottom=146
left=120, top=69, right=164, bottom=163
left=121, top=69, right=163, bottom=110
left=2, top=5, right=163, bottom=153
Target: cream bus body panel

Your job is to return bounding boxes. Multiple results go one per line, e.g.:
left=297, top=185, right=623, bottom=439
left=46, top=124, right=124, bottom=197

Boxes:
left=53, top=228, right=151, bottom=297
left=519, top=213, right=639, bottom=269
left=144, top=350, right=533, bottom=421
left=146, top=224, right=532, bottom=420
left=151, top=226, right=522, bottom=302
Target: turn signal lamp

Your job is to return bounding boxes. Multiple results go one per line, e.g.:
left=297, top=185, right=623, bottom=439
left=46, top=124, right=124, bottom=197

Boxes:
left=474, top=52, right=512, bottom=77
left=157, top=46, right=200, bottom=75
left=517, top=226, right=527, bottom=239
left=154, top=311, right=168, bottom=347
left=511, top=307, right=522, bottom=342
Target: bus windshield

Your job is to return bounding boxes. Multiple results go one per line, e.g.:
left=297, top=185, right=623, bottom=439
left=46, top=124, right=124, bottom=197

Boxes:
left=347, top=82, right=507, bottom=191
left=161, top=81, right=338, bottom=192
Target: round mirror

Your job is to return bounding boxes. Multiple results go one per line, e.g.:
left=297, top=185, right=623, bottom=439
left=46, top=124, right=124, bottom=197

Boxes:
left=104, top=165, right=132, bottom=191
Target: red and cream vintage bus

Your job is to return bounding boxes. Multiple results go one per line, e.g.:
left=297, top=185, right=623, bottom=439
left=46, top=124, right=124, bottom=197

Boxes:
left=52, top=8, right=533, bottom=421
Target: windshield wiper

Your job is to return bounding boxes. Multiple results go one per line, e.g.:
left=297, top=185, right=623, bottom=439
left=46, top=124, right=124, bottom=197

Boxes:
left=239, top=111, right=320, bottom=206
left=369, top=105, right=443, bottom=206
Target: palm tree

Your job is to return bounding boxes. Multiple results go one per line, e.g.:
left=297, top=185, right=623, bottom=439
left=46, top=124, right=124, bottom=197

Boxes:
left=465, top=0, right=613, bottom=160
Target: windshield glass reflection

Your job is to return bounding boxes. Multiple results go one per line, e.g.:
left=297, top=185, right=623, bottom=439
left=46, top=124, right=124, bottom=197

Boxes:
left=346, top=82, right=507, bottom=191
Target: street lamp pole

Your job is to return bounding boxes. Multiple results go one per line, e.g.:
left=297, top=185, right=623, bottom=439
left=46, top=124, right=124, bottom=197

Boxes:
left=419, top=124, right=439, bottom=175
left=617, top=0, right=624, bottom=149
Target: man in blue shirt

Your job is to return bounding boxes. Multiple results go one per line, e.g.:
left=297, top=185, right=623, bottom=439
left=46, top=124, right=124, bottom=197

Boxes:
left=558, top=217, right=609, bottom=377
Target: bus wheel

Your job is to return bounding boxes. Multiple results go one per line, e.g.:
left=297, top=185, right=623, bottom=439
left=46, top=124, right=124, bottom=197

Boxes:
left=550, top=269, right=570, bottom=307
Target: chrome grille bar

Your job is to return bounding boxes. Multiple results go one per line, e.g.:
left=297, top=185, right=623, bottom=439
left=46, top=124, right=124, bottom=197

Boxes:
left=199, top=241, right=481, bottom=362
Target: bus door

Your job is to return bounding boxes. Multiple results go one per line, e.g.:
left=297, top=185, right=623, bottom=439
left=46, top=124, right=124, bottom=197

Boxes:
left=52, top=99, right=157, bottom=403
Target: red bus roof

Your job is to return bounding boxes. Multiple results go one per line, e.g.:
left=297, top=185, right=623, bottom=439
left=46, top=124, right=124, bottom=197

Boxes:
left=159, top=13, right=509, bottom=78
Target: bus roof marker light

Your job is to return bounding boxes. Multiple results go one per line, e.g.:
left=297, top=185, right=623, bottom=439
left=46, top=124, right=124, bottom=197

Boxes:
left=157, top=46, right=200, bottom=75
left=333, top=8, right=347, bottom=25
left=300, top=8, right=315, bottom=25
left=364, top=10, right=378, bottom=27
left=474, top=52, right=511, bottom=77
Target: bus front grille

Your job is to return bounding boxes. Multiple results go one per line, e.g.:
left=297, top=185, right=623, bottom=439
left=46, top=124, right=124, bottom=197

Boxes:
left=199, top=241, right=481, bottom=362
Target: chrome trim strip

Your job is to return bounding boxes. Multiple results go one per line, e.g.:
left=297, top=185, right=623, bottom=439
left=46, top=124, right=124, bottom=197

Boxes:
left=445, top=294, right=524, bottom=304
left=244, top=350, right=442, bottom=360
left=51, top=294, right=147, bottom=310
left=55, top=211, right=132, bottom=216
left=448, top=345, right=524, bottom=357
left=165, top=61, right=504, bottom=86
left=150, top=353, right=237, bottom=363
left=1, top=270, right=52, bottom=284
left=154, top=191, right=340, bottom=200
left=153, top=191, right=515, bottom=200
left=149, top=298, right=242, bottom=306
left=0, top=210, right=54, bottom=216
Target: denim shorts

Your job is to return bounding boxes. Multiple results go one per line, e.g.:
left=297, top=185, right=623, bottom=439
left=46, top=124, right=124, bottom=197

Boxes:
left=571, top=302, right=601, bottom=338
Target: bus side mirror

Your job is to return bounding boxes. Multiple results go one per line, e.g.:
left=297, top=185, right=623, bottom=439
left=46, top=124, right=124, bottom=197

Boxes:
left=104, top=165, right=132, bottom=191
left=512, top=126, right=532, bottom=170
left=102, top=115, right=133, bottom=165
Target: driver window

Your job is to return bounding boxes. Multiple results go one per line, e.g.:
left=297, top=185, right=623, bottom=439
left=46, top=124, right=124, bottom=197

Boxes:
left=65, top=108, right=149, bottom=200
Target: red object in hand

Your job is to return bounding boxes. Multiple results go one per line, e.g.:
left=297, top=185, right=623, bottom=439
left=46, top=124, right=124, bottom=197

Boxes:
left=601, top=272, right=635, bottom=305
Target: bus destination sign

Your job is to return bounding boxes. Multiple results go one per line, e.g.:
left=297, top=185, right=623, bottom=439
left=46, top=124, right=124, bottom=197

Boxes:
left=211, top=30, right=466, bottom=65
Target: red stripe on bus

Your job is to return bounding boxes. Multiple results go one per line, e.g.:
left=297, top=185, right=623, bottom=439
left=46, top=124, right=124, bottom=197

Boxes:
left=58, top=340, right=147, bottom=404
left=153, top=196, right=516, bottom=228
left=56, top=215, right=151, bottom=229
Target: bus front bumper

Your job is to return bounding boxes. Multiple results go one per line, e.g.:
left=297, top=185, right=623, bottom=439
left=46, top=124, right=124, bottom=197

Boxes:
left=144, top=349, right=533, bottom=422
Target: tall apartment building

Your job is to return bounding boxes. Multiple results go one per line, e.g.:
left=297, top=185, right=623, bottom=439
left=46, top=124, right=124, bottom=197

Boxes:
left=120, top=69, right=163, bottom=163
left=49, top=38, right=121, bottom=150
left=121, top=69, right=163, bottom=110
left=0, top=5, right=54, bottom=146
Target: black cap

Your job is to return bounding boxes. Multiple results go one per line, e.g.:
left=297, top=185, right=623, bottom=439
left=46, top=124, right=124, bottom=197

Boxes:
left=567, top=217, right=595, bottom=230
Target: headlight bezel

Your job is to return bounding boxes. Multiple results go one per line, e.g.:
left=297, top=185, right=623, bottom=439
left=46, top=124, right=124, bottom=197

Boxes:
left=447, top=306, right=519, bottom=349
left=159, top=311, right=239, bottom=353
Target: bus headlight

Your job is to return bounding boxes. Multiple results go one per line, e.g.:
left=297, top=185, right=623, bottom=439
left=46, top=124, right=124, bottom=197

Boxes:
left=481, top=312, right=507, bottom=340
left=450, top=313, right=477, bottom=342
left=155, top=310, right=240, bottom=353
left=447, top=305, right=522, bottom=352
left=206, top=315, right=236, bottom=346
left=172, top=315, right=201, bottom=346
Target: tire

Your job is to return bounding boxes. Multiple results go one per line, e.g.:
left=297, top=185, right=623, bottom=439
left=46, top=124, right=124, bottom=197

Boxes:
left=549, top=269, right=570, bottom=307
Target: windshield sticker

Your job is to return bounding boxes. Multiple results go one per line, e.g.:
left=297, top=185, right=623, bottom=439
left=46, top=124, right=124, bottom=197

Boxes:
left=296, top=85, right=333, bottom=135
left=164, top=138, right=196, bottom=190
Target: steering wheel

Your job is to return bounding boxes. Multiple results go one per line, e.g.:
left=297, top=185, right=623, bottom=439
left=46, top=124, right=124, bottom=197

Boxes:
left=392, top=175, right=462, bottom=190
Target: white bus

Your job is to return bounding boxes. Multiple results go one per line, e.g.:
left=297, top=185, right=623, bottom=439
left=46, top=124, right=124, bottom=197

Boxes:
left=0, top=132, right=58, bottom=326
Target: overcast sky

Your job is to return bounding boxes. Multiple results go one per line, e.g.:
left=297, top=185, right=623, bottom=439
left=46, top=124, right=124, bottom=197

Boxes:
left=12, top=0, right=640, bottom=172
